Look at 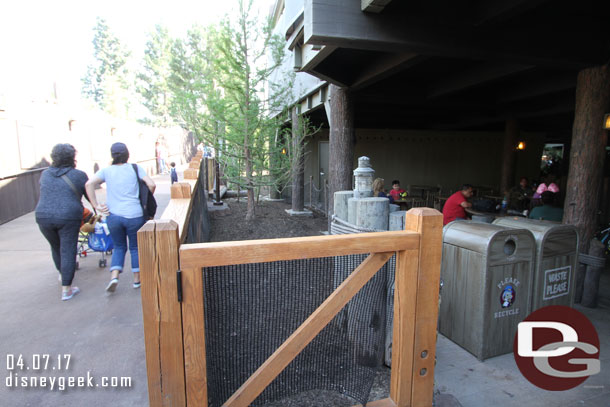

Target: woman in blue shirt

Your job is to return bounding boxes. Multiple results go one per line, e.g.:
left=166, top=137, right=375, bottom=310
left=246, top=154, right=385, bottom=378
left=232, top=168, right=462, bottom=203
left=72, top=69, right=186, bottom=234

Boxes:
left=86, top=143, right=156, bottom=292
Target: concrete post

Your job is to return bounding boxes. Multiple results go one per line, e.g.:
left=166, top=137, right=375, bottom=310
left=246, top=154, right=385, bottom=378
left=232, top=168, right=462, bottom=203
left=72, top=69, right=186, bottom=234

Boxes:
left=333, top=191, right=353, bottom=222
left=354, top=198, right=389, bottom=230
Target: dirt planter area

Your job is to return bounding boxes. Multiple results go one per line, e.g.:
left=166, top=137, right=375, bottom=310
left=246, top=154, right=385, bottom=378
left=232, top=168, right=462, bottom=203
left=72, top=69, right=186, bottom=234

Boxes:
left=209, top=199, right=328, bottom=242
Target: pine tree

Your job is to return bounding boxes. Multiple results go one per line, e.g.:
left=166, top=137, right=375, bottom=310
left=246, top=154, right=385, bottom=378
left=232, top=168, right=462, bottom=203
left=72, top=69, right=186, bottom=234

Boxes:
left=137, top=25, right=174, bottom=126
left=210, top=0, right=292, bottom=220
left=82, top=17, right=132, bottom=117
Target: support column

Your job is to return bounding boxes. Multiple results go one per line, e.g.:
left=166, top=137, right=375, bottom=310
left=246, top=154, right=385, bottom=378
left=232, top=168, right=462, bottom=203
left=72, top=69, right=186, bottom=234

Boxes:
left=328, top=84, right=355, bottom=219
left=291, top=108, right=305, bottom=211
left=500, top=118, right=519, bottom=195
left=563, top=64, right=610, bottom=303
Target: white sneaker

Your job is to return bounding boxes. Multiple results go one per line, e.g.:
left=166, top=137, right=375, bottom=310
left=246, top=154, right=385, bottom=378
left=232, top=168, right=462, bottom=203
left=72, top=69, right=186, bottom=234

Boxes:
left=62, top=287, right=80, bottom=301
left=106, top=278, right=119, bottom=292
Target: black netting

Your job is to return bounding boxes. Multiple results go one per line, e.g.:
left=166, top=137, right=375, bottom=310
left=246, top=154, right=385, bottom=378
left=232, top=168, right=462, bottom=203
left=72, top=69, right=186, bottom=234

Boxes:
left=202, top=254, right=394, bottom=406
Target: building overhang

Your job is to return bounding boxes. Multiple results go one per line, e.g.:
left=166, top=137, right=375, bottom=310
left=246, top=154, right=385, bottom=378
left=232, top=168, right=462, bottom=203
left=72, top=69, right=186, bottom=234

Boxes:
left=290, top=0, right=610, bottom=138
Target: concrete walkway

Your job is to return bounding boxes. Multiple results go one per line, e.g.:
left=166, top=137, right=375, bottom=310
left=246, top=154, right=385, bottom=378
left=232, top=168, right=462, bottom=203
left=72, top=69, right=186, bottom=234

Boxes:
left=0, top=170, right=176, bottom=406
left=1, top=168, right=609, bottom=406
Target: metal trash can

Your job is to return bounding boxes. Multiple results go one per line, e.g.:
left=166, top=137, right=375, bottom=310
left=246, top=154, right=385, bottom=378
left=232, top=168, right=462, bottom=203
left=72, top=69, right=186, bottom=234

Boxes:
left=439, top=221, right=535, bottom=360
left=493, top=217, right=578, bottom=311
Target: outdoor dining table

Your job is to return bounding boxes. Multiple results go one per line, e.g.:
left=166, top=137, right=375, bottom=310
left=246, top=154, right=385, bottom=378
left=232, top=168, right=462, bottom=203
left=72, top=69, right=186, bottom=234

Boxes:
left=394, top=197, right=427, bottom=211
left=465, top=207, right=502, bottom=223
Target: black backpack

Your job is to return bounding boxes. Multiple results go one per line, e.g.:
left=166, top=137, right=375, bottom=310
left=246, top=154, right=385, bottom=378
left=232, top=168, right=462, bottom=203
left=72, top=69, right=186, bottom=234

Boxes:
left=472, top=198, right=496, bottom=213
left=132, top=164, right=157, bottom=219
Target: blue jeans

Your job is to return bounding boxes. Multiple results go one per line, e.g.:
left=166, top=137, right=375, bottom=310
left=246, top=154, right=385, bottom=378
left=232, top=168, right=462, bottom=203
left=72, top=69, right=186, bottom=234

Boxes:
left=106, top=214, right=146, bottom=273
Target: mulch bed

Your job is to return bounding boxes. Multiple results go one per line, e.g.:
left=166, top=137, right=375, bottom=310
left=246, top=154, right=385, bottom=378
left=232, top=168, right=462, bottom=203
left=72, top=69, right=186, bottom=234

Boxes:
left=209, top=199, right=329, bottom=242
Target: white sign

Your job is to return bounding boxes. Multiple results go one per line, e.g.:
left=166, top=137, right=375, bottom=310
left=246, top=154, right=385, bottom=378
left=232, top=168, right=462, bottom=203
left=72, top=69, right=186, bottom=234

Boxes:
left=543, top=266, right=571, bottom=300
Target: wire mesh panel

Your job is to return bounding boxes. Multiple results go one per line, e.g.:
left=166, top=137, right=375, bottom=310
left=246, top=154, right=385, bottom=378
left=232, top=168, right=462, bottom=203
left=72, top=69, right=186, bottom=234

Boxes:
left=202, top=254, right=392, bottom=406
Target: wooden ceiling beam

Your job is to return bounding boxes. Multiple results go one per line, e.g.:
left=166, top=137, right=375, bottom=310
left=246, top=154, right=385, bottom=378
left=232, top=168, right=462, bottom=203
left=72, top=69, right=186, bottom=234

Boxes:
left=305, top=0, right=608, bottom=69
left=495, top=74, right=576, bottom=103
left=426, top=63, right=534, bottom=99
left=431, top=99, right=574, bottom=130
left=474, top=0, right=552, bottom=26
left=361, top=0, right=393, bottom=13
left=350, top=53, right=425, bottom=90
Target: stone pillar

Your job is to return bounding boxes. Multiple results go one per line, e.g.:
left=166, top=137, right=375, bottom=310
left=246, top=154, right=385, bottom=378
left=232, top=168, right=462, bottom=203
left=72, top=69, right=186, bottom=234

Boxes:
left=389, top=211, right=407, bottom=231
left=500, top=118, right=519, bottom=195
left=353, top=198, right=389, bottom=230
left=333, top=191, right=353, bottom=222
left=563, top=64, right=610, bottom=303
left=328, top=85, right=355, bottom=221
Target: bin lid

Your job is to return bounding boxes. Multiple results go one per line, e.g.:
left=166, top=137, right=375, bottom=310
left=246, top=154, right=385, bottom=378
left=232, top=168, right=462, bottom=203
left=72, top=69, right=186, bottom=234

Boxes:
left=443, top=220, right=535, bottom=264
left=493, top=217, right=578, bottom=257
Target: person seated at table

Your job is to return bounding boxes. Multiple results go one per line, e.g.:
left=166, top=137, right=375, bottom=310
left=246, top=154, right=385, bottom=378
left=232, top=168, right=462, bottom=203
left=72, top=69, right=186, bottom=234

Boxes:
left=389, top=179, right=406, bottom=201
left=373, top=178, right=394, bottom=203
left=529, top=191, right=563, bottom=222
left=508, top=176, right=533, bottom=212
left=442, top=184, right=474, bottom=225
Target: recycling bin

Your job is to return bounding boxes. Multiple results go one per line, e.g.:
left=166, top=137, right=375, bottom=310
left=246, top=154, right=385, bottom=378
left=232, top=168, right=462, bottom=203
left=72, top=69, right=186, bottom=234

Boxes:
left=439, top=221, right=535, bottom=360
left=493, top=217, right=578, bottom=311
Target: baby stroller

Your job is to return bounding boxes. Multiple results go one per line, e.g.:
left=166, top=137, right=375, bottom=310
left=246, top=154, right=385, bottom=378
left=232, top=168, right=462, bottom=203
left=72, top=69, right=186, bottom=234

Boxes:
left=78, top=212, right=114, bottom=268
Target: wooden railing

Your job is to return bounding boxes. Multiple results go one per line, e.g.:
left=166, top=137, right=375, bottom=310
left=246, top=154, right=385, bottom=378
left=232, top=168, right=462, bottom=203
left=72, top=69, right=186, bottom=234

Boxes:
left=139, top=162, right=443, bottom=407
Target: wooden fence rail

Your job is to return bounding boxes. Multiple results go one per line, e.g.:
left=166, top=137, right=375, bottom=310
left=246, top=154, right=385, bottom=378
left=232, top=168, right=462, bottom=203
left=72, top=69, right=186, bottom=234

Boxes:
left=139, top=156, right=442, bottom=407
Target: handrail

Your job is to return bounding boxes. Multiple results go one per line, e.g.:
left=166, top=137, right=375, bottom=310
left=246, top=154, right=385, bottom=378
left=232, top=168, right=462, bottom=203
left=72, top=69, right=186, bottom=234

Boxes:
left=180, top=230, right=419, bottom=268
left=0, top=166, right=47, bottom=181
left=159, top=153, right=203, bottom=242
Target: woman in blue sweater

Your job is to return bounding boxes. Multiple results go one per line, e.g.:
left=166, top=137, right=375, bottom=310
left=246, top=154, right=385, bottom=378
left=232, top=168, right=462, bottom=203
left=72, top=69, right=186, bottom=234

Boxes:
left=35, top=144, right=88, bottom=301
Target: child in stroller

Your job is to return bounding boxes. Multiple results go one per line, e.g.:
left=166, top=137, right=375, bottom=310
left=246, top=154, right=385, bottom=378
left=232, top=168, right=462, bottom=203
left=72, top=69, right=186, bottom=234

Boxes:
left=77, top=208, right=114, bottom=268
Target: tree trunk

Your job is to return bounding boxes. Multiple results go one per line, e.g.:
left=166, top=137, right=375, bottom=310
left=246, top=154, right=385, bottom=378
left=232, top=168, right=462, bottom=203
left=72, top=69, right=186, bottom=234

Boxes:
left=328, top=85, right=355, bottom=221
left=245, top=147, right=255, bottom=220
left=291, top=109, right=305, bottom=211
left=563, top=64, right=610, bottom=302
left=215, top=159, right=222, bottom=204
left=500, top=118, right=519, bottom=196
left=581, top=239, right=606, bottom=308
left=270, top=128, right=281, bottom=200
left=242, top=12, right=256, bottom=221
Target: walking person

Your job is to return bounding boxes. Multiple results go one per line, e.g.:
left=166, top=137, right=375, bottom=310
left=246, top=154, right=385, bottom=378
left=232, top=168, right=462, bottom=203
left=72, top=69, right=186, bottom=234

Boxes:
left=85, top=142, right=156, bottom=292
left=35, top=143, right=88, bottom=301
left=155, top=141, right=167, bottom=174
left=170, top=162, right=178, bottom=184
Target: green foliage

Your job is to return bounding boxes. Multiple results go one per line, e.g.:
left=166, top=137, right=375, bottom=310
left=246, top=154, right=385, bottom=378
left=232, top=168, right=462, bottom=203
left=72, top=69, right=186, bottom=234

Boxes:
left=93, top=0, right=304, bottom=219
left=137, top=25, right=174, bottom=126
left=207, top=0, right=294, bottom=218
left=81, top=17, right=133, bottom=117
left=158, top=0, right=295, bottom=219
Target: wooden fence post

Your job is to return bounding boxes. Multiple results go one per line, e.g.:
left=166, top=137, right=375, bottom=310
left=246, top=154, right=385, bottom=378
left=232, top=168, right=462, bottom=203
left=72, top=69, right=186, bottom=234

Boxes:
left=404, top=208, right=442, bottom=407
left=139, top=220, right=186, bottom=406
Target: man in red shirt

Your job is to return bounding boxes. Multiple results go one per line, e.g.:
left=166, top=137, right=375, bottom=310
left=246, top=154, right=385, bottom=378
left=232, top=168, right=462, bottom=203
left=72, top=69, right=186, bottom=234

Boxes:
left=442, top=184, right=474, bottom=225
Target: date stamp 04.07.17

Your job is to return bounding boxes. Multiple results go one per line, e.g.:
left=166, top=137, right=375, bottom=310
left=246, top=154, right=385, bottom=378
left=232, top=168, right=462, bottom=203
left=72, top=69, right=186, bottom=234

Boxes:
left=4, top=353, right=132, bottom=391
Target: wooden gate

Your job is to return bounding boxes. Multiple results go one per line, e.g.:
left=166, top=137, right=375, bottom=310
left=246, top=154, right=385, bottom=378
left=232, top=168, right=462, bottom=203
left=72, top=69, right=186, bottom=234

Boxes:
left=139, top=160, right=442, bottom=407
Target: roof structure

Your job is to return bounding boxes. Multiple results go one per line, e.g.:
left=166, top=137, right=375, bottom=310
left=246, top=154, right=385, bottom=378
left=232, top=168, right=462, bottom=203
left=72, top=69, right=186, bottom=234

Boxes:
left=287, top=0, right=610, bottom=142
